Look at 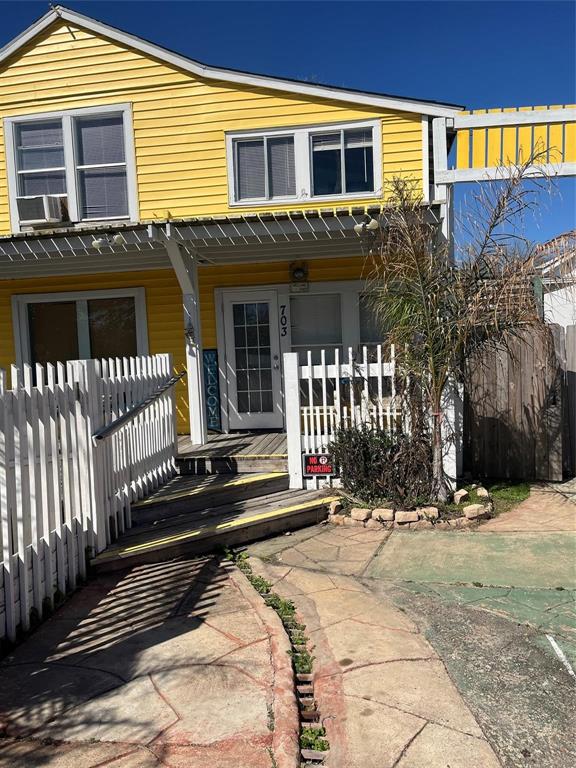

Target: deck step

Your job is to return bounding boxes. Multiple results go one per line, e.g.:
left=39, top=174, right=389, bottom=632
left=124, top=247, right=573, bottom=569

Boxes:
left=92, top=489, right=339, bottom=573
left=176, top=454, right=288, bottom=475
left=132, top=472, right=289, bottom=524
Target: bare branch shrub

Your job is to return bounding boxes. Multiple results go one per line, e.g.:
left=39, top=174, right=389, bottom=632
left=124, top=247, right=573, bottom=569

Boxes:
left=363, top=155, right=552, bottom=501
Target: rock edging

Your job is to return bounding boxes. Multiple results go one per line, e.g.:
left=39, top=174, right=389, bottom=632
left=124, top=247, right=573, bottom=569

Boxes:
left=327, top=492, right=493, bottom=532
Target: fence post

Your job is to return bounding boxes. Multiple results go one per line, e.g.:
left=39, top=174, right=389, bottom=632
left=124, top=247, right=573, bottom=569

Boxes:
left=0, top=375, right=17, bottom=643
left=442, top=381, right=463, bottom=489
left=74, top=359, right=108, bottom=555
left=284, top=353, right=303, bottom=490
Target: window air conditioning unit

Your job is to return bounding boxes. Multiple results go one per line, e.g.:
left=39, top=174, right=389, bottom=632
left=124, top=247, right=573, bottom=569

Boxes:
left=16, top=195, right=65, bottom=226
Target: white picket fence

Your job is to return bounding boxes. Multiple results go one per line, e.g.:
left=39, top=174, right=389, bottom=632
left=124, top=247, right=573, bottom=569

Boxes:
left=284, top=345, right=402, bottom=489
left=0, top=353, right=179, bottom=642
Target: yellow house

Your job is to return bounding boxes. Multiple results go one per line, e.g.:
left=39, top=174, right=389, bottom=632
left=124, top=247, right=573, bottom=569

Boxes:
left=0, top=5, right=467, bottom=440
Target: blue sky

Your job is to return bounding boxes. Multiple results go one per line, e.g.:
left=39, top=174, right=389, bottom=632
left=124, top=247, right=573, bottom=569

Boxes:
left=2, top=0, right=575, bottom=242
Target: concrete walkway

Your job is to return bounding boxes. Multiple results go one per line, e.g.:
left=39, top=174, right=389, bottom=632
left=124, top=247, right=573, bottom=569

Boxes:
left=480, top=484, right=576, bottom=532
left=0, top=556, right=298, bottom=768
left=250, top=527, right=502, bottom=768
left=248, top=483, right=576, bottom=768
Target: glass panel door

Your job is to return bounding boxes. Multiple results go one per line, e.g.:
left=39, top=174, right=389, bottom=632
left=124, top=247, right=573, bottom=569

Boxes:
left=223, top=291, right=283, bottom=429
left=28, top=301, right=79, bottom=366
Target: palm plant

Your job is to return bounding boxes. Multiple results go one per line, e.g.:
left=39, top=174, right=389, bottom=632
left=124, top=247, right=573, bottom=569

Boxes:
left=364, top=159, right=550, bottom=501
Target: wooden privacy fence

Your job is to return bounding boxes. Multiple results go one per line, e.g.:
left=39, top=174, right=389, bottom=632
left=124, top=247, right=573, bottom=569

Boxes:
left=464, top=328, right=570, bottom=481
left=0, top=353, right=179, bottom=643
left=284, top=345, right=402, bottom=489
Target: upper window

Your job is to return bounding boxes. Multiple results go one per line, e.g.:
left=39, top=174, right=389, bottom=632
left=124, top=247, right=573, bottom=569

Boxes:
left=235, top=135, right=296, bottom=201
left=6, top=105, right=136, bottom=230
left=228, top=120, right=380, bottom=205
left=311, top=128, right=374, bottom=196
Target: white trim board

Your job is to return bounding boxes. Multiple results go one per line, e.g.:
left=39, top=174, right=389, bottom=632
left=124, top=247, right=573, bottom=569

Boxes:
left=453, top=107, right=576, bottom=129
left=0, top=7, right=463, bottom=118
left=436, top=162, right=576, bottom=184
left=11, top=286, right=148, bottom=368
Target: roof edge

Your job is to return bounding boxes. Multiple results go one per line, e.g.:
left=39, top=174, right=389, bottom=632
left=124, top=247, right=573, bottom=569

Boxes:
left=0, top=5, right=465, bottom=117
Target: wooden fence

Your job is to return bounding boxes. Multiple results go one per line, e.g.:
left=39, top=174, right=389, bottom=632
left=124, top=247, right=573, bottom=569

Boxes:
left=464, top=328, right=571, bottom=481
left=0, top=354, right=178, bottom=642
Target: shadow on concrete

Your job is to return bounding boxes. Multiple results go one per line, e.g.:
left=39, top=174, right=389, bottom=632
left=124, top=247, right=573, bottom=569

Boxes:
left=0, top=554, right=234, bottom=761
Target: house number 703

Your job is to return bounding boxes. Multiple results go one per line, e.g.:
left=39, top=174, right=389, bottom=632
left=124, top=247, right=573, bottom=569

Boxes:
left=280, top=304, right=288, bottom=336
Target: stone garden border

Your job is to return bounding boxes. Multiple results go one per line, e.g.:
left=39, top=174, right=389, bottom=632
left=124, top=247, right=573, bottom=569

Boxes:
left=327, top=488, right=493, bottom=531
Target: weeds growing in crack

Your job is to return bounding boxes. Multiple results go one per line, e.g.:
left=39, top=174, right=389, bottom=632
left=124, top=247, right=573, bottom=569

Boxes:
left=267, top=702, right=275, bottom=732
left=300, top=725, right=330, bottom=752
left=225, top=548, right=330, bottom=757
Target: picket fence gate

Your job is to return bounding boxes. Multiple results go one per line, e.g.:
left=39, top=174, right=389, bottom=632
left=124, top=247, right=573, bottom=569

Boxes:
left=0, top=353, right=179, bottom=642
left=284, top=344, right=402, bottom=489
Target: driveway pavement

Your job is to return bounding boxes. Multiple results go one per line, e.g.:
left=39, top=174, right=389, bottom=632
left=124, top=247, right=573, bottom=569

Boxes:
left=0, top=556, right=298, bottom=768
left=248, top=484, right=576, bottom=768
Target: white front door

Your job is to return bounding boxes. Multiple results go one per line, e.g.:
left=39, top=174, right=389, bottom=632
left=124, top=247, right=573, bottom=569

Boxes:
left=223, top=290, right=284, bottom=429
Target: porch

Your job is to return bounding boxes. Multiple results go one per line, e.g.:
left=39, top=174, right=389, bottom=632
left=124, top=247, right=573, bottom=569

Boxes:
left=0, top=206, right=443, bottom=446
left=177, top=431, right=288, bottom=460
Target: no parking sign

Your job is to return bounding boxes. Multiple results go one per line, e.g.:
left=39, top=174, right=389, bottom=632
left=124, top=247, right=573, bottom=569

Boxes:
left=302, top=453, right=336, bottom=477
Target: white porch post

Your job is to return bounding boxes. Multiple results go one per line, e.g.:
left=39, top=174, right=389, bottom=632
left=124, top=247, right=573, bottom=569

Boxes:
left=165, top=239, right=207, bottom=446
left=442, top=381, right=464, bottom=490
left=284, top=352, right=303, bottom=489
left=432, top=116, right=454, bottom=259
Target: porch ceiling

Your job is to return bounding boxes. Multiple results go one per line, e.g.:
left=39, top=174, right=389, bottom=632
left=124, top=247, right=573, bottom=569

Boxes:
left=0, top=206, right=441, bottom=276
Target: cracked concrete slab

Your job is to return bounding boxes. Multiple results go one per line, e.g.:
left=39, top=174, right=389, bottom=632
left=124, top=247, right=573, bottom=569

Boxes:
left=397, top=722, right=502, bottom=768
left=251, top=555, right=498, bottom=768
left=0, top=555, right=298, bottom=768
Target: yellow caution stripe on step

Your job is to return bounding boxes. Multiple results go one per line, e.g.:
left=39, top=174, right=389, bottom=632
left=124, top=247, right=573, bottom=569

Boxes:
left=98, top=496, right=340, bottom=559
left=134, top=472, right=287, bottom=506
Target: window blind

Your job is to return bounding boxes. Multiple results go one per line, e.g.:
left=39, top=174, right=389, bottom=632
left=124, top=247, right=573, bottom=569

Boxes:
left=16, top=120, right=66, bottom=196
left=267, top=136, right=295, bottom=198
left=75, top=114, right=128, bottom=219
left=76, top=115, right=126, bottom=166
left=79, top=168, right=128, bottom=220
left=236, top=140, right=266, bottom=200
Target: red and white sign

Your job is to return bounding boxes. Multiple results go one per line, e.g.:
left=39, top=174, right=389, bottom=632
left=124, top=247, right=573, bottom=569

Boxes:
left=303, top=453, right=335, bottom=477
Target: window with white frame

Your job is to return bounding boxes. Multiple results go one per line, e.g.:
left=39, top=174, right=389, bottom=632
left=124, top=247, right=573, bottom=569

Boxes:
left=227, top=120, right=380, bottom=205
left=290, top=293, right=343, bottom=364
left=235, top=135, right=296, bottom=201
left=13, top=289, right=148, bottom=368
left=311, top=128, right=374, bottom=196
left=7, top=105, right=136, bottom=228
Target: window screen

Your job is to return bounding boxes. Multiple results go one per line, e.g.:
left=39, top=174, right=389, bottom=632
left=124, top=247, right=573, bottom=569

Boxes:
left=235, top=136, right=295, bottom=201
left=267, top=137, right=296, bottom=198
left=88, top=297, right=137, bottom=359
left=16, top=120, right=66, bottom=197
left=28, top=301, right=78, bottom=367
left=290, top=294, right=342, bottom=364
left=359, top=294, right=382, bottom=343
left=312, top=128, right=374, bottom=196
left=75, top=115, right=128, bottom=219
left=236, top=140, right=266, bottom=200
left=311, top=133, right=342, bottom=196
left=26, top=295, right=139, bottom=366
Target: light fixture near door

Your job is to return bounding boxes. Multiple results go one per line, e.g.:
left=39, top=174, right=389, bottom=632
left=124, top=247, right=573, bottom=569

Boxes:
left=290, top=261, right=308, bottom=293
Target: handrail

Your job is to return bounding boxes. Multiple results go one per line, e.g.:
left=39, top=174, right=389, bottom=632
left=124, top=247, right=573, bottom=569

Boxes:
left=92, top=371, right=186, bottom=442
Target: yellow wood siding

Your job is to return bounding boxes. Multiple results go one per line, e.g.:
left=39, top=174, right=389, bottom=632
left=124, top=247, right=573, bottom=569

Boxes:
left=0, top=256, right=368, bottom=432
left=199, top=255, right=367, bottom=348
left=0, top=269, right=190, bottom=432
left=0, top=20, right=423, bottom=234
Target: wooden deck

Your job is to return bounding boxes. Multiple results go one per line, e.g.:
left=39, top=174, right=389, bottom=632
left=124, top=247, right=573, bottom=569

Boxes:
left=177, top=432, right=287, bottom=459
